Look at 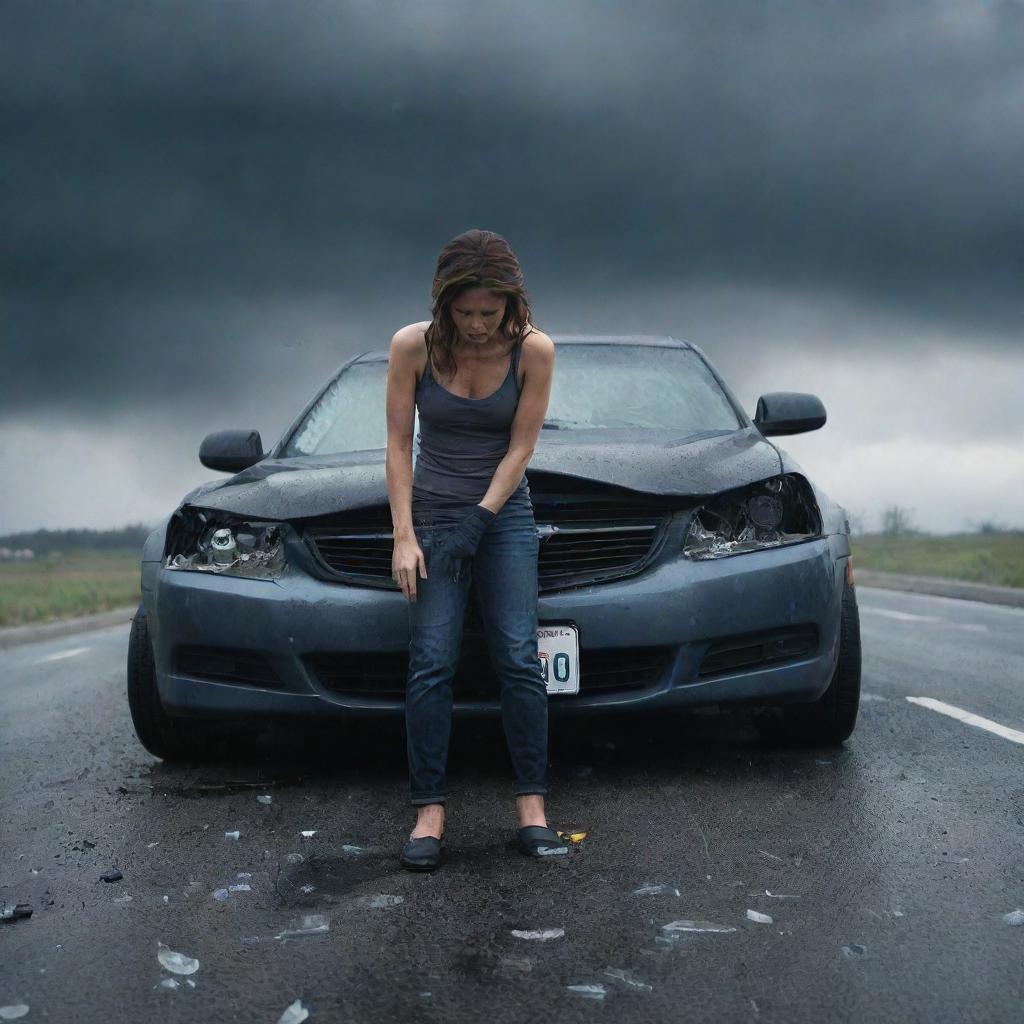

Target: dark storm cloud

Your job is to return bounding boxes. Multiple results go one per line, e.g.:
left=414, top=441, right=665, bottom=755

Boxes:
left=2, top=0, right=1023, bottom=424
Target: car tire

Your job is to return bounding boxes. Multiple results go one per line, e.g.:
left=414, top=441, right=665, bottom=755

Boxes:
left=127, top=604, right=216, bottom=761
left=754, top=578, right=862, bottom=747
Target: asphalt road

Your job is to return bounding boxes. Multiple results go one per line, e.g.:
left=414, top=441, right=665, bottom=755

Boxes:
left=2, top=586, right=1022, bottom=1023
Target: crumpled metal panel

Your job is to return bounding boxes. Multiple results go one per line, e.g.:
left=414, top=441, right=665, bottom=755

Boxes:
left=775, top=445, right=850, bottom=537
left=179, top=427, right=783, bottom=522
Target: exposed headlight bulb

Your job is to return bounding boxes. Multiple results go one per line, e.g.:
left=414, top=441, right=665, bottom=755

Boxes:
left=683, top=474, right=822, bottom=560
left=210, top=527, right=239, bottom=565
left=747, top=494, right=784, bottom=530
left=164, top=509, right=287, bottom=578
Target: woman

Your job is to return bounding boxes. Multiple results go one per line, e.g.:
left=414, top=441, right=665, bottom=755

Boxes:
left=385, top=228, right=567, bottom=871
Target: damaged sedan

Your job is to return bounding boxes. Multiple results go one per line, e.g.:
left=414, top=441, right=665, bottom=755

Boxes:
left=128, top=336, right=860, bottom=759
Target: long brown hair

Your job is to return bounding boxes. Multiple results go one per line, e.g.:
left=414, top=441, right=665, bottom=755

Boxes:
left=424, top=229, right=534, bottom=381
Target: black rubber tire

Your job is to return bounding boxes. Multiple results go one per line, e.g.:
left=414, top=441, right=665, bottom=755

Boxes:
left=126, top=604, right=215, bottom=761
left=754, top=578, right=862, bottom=747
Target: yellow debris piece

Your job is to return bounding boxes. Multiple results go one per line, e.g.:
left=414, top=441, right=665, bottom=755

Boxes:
left=556, top=831, right=588, bottom=844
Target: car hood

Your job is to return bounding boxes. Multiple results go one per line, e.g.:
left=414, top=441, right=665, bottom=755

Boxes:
left=183, top=427, right=782, bottom=520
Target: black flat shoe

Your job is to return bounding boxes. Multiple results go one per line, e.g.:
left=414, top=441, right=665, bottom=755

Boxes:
left=517, top=825, right=570, bottom=858
left=400, top=834, right=443, bottom=871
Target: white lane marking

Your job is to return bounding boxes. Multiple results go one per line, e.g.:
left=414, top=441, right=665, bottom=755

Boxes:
left=32, top=646, right=90, bottom=665
left=906, top=697, right=1024, bottom=746
left=860, top=608, right=938, bottom=622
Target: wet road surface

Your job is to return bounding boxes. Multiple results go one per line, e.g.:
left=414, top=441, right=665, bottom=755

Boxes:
left=2, top=586, right=1022, bottom=1022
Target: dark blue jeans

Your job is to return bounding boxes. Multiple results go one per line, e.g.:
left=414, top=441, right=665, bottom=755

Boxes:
left=405, top=492, right=549, bottom=806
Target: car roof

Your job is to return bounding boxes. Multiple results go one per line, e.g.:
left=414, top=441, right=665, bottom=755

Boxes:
left=353, top=334, right=691, bottom=363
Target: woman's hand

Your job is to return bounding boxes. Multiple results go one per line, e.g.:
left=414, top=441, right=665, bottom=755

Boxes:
left=430, top=504, right=497, bottom=582
left=392, top=536, right=427, bottom=603
left=444, top=504, right=496, bottom=561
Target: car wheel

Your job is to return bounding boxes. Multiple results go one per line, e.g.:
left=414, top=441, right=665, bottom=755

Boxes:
left=754, top=578, right=862, bottom=747
left=127, top=604, right=216, bottom=761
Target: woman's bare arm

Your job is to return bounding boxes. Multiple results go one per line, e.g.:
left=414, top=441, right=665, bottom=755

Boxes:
left=385, top=328, right=418, bottom=541
left=385, top=327, right=427, bottom=599
left=479, top=330, right=555, bottom=514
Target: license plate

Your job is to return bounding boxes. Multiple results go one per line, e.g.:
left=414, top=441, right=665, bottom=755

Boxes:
left=538, top=624, right=579, bottom=695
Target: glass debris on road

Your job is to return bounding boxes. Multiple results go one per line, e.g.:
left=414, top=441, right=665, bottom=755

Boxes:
left=633, top=884, right=681, bottom=897
left=567, top=984, right=607, bottom=1000
left=274, top=913, right=330, bottom=941
left=277, top=998, right=310, bottom=1024
left=359, top=894, right=404, bottom=908
left=660, top=919, right=737, bottom=935
left=602, top=967, right=653, bottom=991
left=1, top=903, right=33, bottom=923
left=156, top=940, right=200, bottom=975
left=511, top=928, right=564, bottom=941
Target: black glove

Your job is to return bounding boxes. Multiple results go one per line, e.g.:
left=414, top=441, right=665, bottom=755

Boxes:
left=447, top=504, right=496, bottom=558
left=435, top=504, right=496, bottom=580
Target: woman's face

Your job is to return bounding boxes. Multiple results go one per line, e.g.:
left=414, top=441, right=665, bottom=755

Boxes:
left=450, top=288, right=507, bottom=346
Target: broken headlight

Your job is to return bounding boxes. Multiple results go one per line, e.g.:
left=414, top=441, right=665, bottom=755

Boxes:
left=683, top=474, right=823, bottom=560
left=163, top=506, right=287, bottom=579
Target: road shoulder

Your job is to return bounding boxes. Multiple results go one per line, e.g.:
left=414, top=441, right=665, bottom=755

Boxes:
left=0, top=605, right=138, bottom=650
left=855, top=570, right=1024, bottom=608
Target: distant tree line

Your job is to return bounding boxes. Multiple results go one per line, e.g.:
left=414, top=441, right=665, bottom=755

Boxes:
left=0, top=522, right=160, bottom=555
left=846, top=506, right=1020, bottom=537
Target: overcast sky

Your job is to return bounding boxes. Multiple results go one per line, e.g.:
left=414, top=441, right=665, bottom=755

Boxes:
left=3, top=0, right=1022, bottom=535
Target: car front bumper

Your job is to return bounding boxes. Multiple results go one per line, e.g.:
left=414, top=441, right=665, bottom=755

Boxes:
left=146, top=535, right=850, bottom=721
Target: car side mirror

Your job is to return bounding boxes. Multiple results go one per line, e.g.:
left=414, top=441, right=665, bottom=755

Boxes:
left=753, top=392, right=826, bottom=436
left=199, top=429, right=266, bottom=472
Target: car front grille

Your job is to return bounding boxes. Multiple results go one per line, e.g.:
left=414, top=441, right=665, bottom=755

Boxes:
left=530, top=496, right=667, bottom=588
left=303, top=481, right=674, bottom=592
left=304, top=643, right=674, bottom=701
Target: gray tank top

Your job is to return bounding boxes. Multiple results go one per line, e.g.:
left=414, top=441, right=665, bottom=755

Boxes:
left=412, top=337, right=530, bottom=514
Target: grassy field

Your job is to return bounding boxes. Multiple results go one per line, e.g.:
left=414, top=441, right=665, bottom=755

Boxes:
left=0, top=548, right=141, bottom=627
left=851, top=532, right=1024, bottom=589
left=1, top=532, right=1021, bottom=628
